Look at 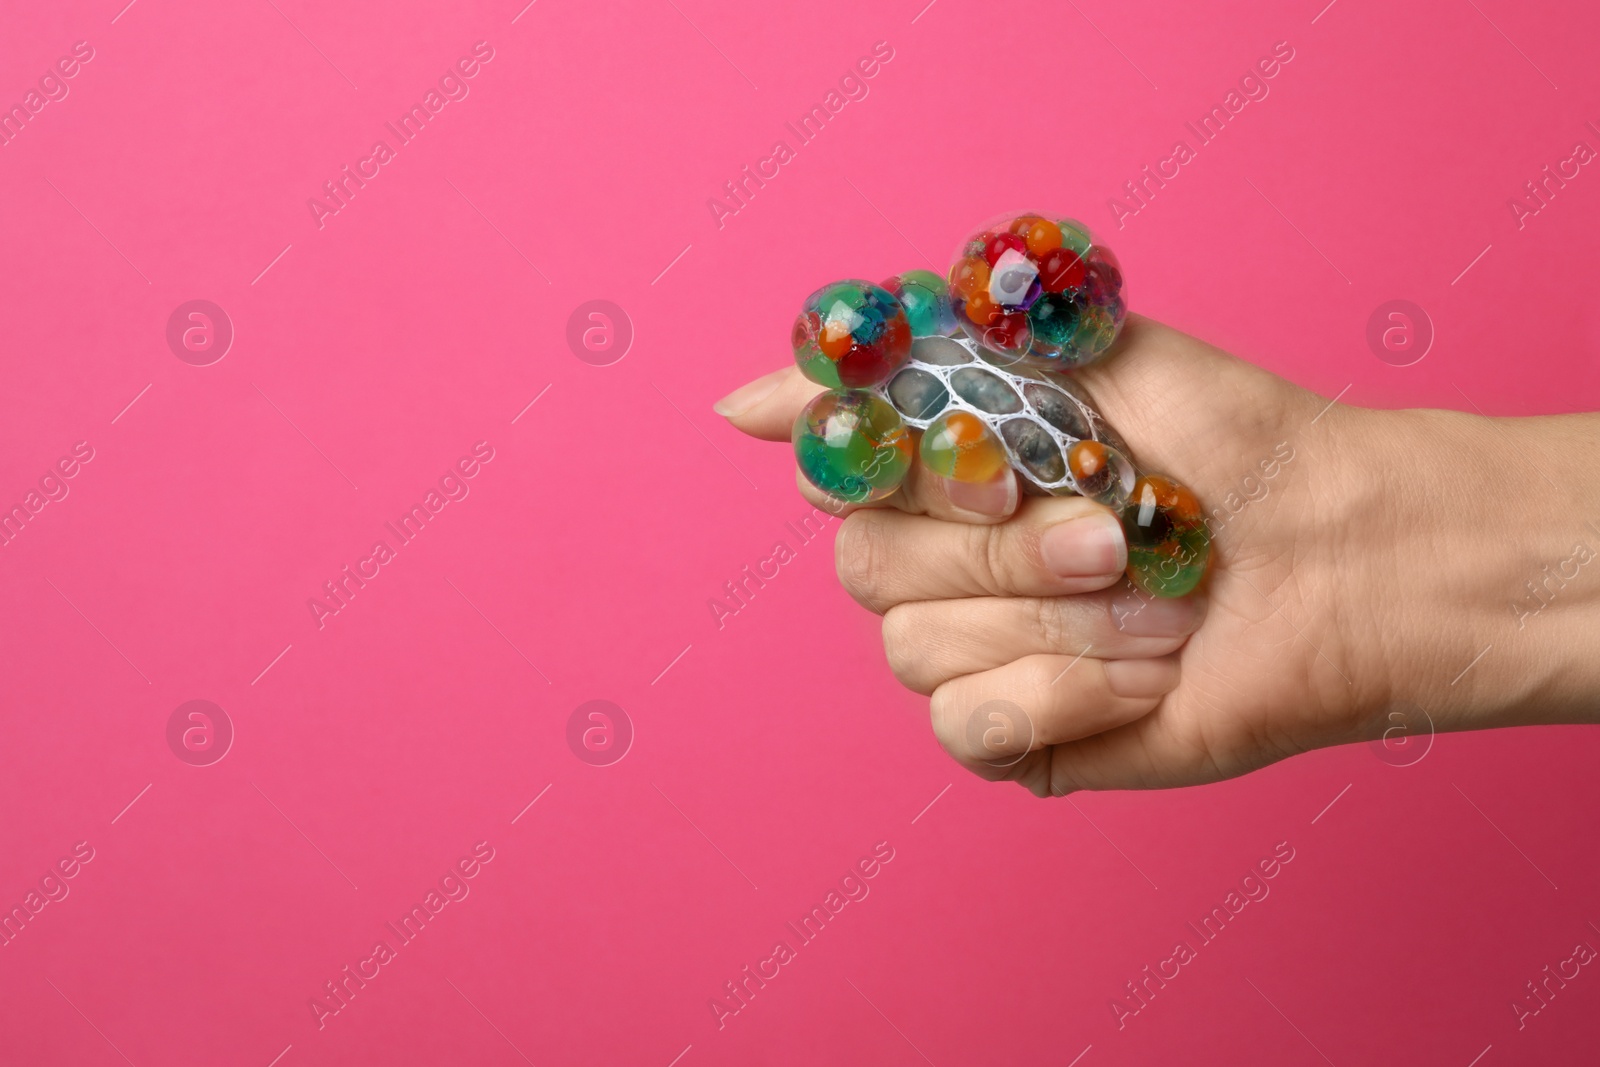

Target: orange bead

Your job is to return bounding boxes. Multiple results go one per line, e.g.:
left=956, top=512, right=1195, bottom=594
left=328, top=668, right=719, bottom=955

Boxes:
left=1025, top=220, right=1063, bottom=256
left=950, top=256, right=990, bottom=299
left=818, top=319, right=854, bottom=359
left=945, top=411, right=983, bottom=442
left=964, top=291, right=999, bottom=325
left=955, top=448, right=1005, bottom=482
left=1067, top=439, right=1107, bottom=480
left=1142, top=474, right=1175, bottom=501
left=1166, top=482, right=1202, bottom=521
left=1141, top=475, right=1201, bottom=519
left=922, top=410, right=1008, bottom=482
left=1008, top=214, right=1048, bottom=236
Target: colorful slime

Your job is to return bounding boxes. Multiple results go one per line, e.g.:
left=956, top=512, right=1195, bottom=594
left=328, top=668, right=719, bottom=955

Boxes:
left=948, top=213, right=1127, bottom=369
left=790, top=212, right=1210, bottom=597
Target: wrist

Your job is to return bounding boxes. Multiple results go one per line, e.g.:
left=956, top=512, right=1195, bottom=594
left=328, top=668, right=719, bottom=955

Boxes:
left=1343, top=406, right=1600, bottom=733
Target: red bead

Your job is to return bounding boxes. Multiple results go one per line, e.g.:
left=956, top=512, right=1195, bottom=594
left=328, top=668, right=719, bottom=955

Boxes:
left=983, top=232, right=1027, bottom=267
left=790, top=310, right=818, bottom=351
left=835, top=314, right=910, bottom=387
left=1087, top=246, right=1123, bottom=301
left=881, top=313, right=910, bottom=354
left=1039, top=248, right=1086, bottom=293
left=981, top=311, right=1031, bottom=353
left=1090, top=244, right=1122, bottom=281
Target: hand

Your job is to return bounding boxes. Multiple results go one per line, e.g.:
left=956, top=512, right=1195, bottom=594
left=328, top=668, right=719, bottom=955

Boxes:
left=718, top=315, right=1600, bottom=794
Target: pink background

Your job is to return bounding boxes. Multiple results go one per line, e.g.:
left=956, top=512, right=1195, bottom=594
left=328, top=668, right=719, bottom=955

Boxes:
left=2, top=0, right=1599, bottom=1063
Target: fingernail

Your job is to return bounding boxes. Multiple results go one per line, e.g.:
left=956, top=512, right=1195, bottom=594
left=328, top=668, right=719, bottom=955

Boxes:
left=1103, top=658, right=1181, bottom=698
left=1040, top=512, right=1126, bottom=577
left=1109, top=593, right=1205, bottom=637
left=940, top=471, right=1018, bottom=520
left=714, top=368, right=787, bottom=417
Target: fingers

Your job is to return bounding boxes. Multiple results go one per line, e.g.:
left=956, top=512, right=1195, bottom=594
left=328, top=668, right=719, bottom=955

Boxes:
left=834, top=495, right=1126, bottom=612
left=933, top=676, right=1277, bottom=797
left=1038, top=713, right=1223, bottom=794
left=927, top=653, right=1181, bottom=766
left=796, top=458, right=1021, bottom=524
left=945, top=712, right=1226, bottom=798
left=716, top=366, right=827, bottom=441
left=906, top=463, right=1020, bottom=524
left=882, top=592, right=1205, bottom=694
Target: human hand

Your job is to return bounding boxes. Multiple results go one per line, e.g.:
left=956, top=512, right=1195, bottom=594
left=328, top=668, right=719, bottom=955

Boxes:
left=718, top=314, right=1600, bottom=794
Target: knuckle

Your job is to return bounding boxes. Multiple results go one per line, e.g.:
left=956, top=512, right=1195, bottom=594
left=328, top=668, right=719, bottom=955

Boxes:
left=1020, top=654, right=1065, bottom=697
left=880, top=606, right=927, bottom=691
left=1047, top=754, right=1081, bottom=797
left=962, top=522, right=1006, bottom=596
left=1032, top=597, right=1070, bottom=653
left=834, top=513, right=887, bottom=611
left=1002, top=517, right=1049, bottom=590
left=970, top=519, right=1039, bottom=595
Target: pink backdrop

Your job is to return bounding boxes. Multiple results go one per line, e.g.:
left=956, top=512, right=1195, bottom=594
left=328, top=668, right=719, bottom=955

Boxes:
left=3, top=0, right=1599, bottom=1063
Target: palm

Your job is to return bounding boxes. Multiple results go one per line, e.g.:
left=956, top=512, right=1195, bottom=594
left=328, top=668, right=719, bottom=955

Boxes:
left=1005, top=317, right=1372, bottom=792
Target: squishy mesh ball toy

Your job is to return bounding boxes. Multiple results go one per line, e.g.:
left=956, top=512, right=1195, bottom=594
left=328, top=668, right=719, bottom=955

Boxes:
left=948, top=213, right=1126, bottom=370
left=791, top=279, right=912, bottom=389
left=790, top=215, right=1210, bottom=598
left=792, top=390, right=912, bottom=505
left=877, top=332, right=1137, bottom=506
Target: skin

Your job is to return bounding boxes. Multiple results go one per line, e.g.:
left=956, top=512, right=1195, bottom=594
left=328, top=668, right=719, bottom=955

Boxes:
left=715, top=315, right=1600, bottom=796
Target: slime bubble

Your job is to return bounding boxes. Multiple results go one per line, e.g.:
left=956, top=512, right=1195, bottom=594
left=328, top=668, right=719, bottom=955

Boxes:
left=1122, top=474, right=1211, bottom=597
left=921, top=410, right=1009, bottom=483
left=792, top=390, right=912, bottom=504
left=947, top=212, right=1126, bottom=370
left=791, top=280, right=911, bottom=389
left=883, top=270, right=958, bottom=339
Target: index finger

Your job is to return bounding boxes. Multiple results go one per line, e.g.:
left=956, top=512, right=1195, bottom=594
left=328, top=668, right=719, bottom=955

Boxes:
left=714, top=366, right=826, bottom=441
